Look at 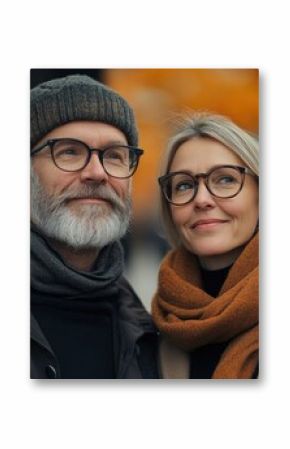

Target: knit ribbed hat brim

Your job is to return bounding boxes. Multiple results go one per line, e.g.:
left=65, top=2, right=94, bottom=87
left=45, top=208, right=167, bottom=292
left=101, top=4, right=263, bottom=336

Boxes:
left=31, top=74, right=138, bottom=148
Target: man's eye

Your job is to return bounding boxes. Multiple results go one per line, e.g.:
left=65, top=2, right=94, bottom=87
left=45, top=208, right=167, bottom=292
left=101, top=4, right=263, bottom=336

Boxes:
left=105, top=148, right=128, bottom=164
left=108, top=151, right=123, bottom=160
left=55, top=148, right=80, bottom=157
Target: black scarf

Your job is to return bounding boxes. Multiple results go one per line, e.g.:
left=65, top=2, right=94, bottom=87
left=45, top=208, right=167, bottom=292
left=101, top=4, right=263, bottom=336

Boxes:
left=31, top=227, right=124, bottom=301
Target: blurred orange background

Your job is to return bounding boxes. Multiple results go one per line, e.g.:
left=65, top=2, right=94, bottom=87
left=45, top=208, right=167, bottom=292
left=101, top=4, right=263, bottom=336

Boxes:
left=31, top=68, right=259, bottom=308
left=105, top=69, right=259, bottom=221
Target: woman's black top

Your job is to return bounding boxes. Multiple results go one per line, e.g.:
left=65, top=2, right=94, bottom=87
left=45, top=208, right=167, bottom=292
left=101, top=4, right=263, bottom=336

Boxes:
left=189, top=265, right=231, bottom=379
left=200, top=264, right=231, bottom=298
left=189, top=264, right=258, bottom=379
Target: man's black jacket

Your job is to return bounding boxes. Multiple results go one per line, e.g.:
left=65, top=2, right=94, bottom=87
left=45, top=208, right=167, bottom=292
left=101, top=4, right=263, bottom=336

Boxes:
left=31, top=277, right=159, bottom=379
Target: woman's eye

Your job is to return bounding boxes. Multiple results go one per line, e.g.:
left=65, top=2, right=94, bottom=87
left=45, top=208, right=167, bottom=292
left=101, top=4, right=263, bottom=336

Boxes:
left=174, top=182, right=193, bottom=192
left=216, top=176, right=237, bottom=184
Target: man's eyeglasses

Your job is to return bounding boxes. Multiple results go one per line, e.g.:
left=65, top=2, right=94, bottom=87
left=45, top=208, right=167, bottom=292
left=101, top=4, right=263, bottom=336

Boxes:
left=31, top=138, right=144, bottom=179
left=158, top=165, right=256, bottom=206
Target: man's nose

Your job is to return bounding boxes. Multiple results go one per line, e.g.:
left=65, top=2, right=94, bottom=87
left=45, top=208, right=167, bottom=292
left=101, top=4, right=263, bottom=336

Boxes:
left=79, top=153, right=109, bottom=183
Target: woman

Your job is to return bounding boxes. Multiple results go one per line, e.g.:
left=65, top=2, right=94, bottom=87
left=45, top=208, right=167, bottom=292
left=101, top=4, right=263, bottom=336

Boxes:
left=152, top=113, right=259, bottom=379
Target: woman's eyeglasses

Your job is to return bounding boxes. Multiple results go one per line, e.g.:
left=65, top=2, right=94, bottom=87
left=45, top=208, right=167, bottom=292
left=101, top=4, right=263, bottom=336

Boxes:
left=159, top=165, right=256, bottom=206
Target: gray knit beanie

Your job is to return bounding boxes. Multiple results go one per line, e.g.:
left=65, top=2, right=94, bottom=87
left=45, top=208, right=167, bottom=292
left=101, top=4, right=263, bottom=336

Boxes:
left=31, top=74, right=138, bottom=149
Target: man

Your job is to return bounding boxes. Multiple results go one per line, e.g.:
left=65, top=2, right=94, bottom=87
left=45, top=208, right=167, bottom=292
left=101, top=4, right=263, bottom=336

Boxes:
left=30, top=74, right=159, bottom=379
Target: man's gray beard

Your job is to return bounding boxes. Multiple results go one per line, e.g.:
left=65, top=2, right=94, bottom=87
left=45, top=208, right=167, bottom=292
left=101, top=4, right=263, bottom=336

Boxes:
left=31, top=169, right=132, bottom=250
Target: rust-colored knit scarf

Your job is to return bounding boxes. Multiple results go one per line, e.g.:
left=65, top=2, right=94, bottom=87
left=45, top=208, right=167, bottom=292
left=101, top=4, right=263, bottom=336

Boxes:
left=152, top=234, right=259, bottom=379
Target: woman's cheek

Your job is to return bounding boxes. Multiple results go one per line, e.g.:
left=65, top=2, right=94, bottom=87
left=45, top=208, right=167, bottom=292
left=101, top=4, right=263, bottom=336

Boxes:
left=171, top=206, right=190, bottom=227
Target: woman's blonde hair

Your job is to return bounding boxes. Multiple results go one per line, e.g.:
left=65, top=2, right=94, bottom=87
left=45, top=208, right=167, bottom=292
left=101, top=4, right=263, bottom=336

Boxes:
left=159, top=112, right=259, bottom=248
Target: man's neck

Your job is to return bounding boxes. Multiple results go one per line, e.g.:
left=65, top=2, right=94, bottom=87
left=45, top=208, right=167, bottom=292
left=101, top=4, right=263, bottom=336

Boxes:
left=48, top=239, right=99, bottom=272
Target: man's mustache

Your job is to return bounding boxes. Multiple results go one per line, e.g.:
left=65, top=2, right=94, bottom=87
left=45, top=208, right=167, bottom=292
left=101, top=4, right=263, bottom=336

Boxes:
left=48, top=184, right=130, bottom=213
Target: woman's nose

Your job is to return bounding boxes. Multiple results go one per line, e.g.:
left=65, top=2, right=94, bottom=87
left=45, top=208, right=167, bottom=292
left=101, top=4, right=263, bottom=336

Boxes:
left=193, top=179, right=216, bottom=209
left=79, top=153, right=109, bottom=183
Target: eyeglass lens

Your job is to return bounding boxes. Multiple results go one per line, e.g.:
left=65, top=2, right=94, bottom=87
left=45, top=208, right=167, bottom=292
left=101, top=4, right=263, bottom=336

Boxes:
left=52, top=139, right=137, bottom=177
left=165, top=166, right=244, bottom=204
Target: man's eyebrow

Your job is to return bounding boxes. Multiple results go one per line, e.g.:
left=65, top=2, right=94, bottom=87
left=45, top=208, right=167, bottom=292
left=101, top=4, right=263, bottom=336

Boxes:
left=102, top=140, right=129, bottom=147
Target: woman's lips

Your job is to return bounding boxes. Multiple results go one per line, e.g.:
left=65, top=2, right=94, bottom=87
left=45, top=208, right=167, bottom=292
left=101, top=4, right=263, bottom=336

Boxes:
left=191, top=219, right=229, bottom=230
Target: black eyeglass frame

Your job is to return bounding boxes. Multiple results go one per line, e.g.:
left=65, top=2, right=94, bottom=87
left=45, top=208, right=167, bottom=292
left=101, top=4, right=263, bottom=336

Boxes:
left=158, top=165, right=256, bottom=206
left=31, top=138, right=144, bottom=179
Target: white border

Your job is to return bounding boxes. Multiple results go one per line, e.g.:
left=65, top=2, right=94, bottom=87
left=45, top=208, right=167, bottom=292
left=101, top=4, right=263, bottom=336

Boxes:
left=1, top=1, right=289, bottom=447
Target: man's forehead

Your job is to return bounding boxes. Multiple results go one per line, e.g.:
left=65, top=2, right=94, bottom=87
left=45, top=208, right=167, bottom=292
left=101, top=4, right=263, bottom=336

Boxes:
left=35, top=121, right=128, bottom=148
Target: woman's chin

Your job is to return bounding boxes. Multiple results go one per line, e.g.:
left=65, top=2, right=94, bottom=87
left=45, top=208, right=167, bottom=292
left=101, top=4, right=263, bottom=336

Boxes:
left=184, top=241, right=227, bottom=257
